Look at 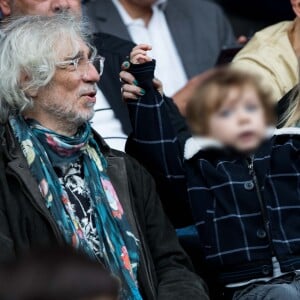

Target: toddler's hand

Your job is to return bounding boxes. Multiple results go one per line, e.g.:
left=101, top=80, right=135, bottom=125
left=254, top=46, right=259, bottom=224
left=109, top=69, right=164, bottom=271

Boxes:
left=130, top=44, right=152, bottom=64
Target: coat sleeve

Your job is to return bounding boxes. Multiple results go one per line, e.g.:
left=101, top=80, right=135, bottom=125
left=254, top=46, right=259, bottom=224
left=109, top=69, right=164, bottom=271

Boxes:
left=215, top=4, right=236, bottom=48
left=136, top=162, right=209, bottom=300
left=0, top=209, right=15, bottom=263
left=0, top=150, right=16, bottom=263
left=125, top=61, right=193, bottom=227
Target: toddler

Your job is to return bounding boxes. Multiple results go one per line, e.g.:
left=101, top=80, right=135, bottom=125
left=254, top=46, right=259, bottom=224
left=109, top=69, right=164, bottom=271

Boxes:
left=125, top=45, right=300, bottom=300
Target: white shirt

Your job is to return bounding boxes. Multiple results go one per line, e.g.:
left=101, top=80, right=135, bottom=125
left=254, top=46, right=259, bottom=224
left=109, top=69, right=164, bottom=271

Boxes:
left=112, top=0, right=188, bottom=97
left=91, top=86, right=127, bottom=151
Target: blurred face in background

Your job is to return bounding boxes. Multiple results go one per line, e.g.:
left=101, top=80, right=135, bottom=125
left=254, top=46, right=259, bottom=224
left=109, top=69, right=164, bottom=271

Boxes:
left=291, top=0, right=300, bottom=17
left=120, top=0, right=157, bottom=8
left=0, top=0, right=81, bottom=17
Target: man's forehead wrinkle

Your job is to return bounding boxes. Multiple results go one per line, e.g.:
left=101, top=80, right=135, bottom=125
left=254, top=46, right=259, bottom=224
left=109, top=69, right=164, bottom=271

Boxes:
left=55, top=37, right=86, bottom=61
left=63, top=50, right=82, bottom=60
left=62, top=46, right=91, bottom=61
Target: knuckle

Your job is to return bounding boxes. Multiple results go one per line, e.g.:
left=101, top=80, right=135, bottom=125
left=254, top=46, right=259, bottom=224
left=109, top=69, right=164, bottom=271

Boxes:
left=123, top=83, right=130, bottom=90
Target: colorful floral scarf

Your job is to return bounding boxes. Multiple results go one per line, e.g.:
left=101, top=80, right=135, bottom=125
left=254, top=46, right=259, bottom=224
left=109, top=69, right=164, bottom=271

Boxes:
left=9, top=115, right=142, bottom=300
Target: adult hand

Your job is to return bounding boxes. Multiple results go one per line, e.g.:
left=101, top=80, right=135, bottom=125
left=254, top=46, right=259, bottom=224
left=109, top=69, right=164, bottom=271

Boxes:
left=153, top=78, right=163, bottom=96
left=120, top=71, right=164, bottom=100
left=237, top=35, right=248, bottom=44
left=119, top=70, right=145, bottom=100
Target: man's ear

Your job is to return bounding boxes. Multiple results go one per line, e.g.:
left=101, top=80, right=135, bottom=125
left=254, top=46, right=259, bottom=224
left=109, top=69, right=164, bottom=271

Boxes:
left=26, top=88, right=38, bottom=98
left=20, top=72, right=38, bottom=98
left=291, top=0, right=300, bottom=17
left=0, top=0, right=12, bottom=17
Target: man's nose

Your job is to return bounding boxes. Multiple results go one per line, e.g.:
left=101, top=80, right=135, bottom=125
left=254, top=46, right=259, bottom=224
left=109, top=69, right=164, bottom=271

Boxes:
left=83, top=63, right=101, bottom=83
left=52, top=0, right=71, bottom=13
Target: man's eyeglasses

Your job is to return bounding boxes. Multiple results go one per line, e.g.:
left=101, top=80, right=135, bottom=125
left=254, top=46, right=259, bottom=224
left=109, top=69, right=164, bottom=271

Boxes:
left=56, top=55, right=105, bottom=76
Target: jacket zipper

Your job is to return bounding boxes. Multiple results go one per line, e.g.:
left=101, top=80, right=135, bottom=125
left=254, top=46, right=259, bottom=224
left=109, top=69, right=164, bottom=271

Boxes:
left=247, top=156, right=275, bottom=255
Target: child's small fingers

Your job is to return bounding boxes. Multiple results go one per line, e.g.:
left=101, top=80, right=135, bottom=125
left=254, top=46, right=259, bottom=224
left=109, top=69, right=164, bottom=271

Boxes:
left=132, top=44, right=152, bottom=52
left=130, top=49, right=148, bottom=62
left=132, top=54, right=152, bottom=64
left=131, top=49, right=147, bottom=56
left=137, top=58, right=152, bottom=64
left=131, top=52, right=153, bottom=64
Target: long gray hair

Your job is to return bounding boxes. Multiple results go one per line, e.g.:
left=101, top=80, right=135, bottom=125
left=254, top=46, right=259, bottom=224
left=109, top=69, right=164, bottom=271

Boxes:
left=0, top=14, right=90, bottom=123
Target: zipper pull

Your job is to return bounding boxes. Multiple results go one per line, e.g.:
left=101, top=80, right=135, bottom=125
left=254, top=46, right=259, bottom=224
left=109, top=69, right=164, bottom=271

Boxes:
left=247, top=155, right=254, bottom=176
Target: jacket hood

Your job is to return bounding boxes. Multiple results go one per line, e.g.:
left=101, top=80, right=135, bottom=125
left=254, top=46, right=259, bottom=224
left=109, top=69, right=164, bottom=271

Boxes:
left=184, top=127, right=300, bottom=160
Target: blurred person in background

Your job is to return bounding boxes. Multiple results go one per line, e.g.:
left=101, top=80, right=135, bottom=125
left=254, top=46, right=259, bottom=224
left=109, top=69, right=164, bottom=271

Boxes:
left=233, top=0, right=300, bottom=102
left=0, top=14, right=208, bottom=300
left=84, top=0, right=236, bottom=98
left=0, top=0, right=137, bottom=151
left=0, top=247, right=121, bottom=300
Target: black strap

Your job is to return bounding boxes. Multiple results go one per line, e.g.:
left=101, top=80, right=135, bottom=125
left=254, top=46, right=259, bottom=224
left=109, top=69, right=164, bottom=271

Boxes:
left=277, top=85, right=299, bottom=128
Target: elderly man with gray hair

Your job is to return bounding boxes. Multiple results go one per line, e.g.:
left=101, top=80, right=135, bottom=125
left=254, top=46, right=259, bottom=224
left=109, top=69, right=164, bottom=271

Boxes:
left=0, top=0, right=139, bottom=152
left=0, top=14, right=208, bottom=300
